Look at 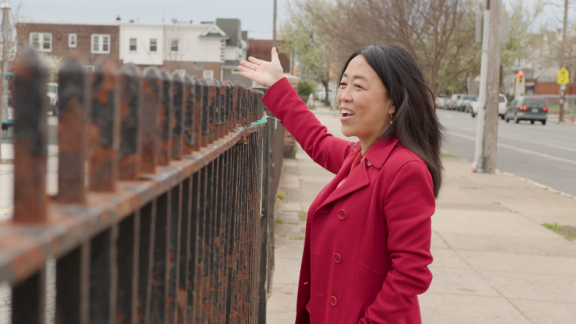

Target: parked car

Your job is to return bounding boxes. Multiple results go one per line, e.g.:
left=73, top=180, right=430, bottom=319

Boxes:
left=460, top=95, right=477, bottom=112
left=435, top=94, right=448, bottom=109
left=447, top=94, right=464, bottom=110
left=505, top=96, right=548, bottom=125
left=47, top=82, right=58, bottom=116
left=471, top=94, right=507, bottom=119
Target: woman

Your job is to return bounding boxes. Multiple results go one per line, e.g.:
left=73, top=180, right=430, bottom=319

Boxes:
left=239, top=45, right=442, bottom=324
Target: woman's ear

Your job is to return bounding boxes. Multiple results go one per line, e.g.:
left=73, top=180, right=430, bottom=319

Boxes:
left=389, top=105, right=396, bottom=115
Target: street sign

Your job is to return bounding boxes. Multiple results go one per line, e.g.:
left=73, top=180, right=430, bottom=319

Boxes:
left=558, top=67, right=569, bottom=84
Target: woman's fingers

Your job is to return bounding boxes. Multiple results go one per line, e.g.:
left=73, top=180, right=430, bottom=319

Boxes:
left=248, top=56, right=266, bottom=65
left=271, top=47, right=280, bottom=62
left=239, top=60, right=259, bottom=71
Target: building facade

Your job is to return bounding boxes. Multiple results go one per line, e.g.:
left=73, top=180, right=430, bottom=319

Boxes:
left=16, top=21, right=121, bottom=70
left=17, top=19, right=252, bottom=84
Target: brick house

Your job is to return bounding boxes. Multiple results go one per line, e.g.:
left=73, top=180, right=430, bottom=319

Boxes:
left=247, top=39, right=291, bottom=74
left=16, top=20, right=121, bottom=70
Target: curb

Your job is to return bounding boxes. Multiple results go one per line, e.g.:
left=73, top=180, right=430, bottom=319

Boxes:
left=441, top=149, right=576, bottom=201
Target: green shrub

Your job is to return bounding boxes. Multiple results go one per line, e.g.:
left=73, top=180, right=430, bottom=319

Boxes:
left=297, top=81, right=314, bottom=97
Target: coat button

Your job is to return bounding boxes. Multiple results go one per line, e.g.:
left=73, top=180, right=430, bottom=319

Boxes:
left=334, top=253, right=341, bottom=263
left=330, top=296, right=337, bottom=306
left=338, top=209, right=347, bottom=220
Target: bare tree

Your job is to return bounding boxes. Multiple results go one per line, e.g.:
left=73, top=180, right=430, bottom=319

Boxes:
left=279, top=0, right=334, bottom=105
left=0, top=2, right=21, bottom=160
left=299, top=0, right=482, bottom=96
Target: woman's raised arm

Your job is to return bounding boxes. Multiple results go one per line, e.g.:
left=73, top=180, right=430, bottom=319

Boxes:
left=239, top=49, right=353, bottom=174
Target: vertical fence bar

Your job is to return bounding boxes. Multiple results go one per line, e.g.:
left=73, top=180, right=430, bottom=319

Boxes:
left=207, top=157, right=218, bottom=322
left=57, top=57, right=89, bottom=203
left=11, top=49, right=48, bottom=223
left=177, top=177, right=192, bottom=322
left=223, top=82, right=230, bottom=135
left=234, top=81, right=242, bottom=129
left=141, top=67, right=162, bottom=174
left=116, top=213, right=139, bottom=324
left=151, top=193, right=170, bottom=324
left=158, top=70, right=172, bottom=166
left=182, top=75, right=195, bottom=155
left=167, top=184, right=182, bottom=323
left=12, top=268, right=47, bottom=324
left=118, top=63, right=142, bottom=180
left=56, top=242, right=90, bottom=324
left=90, top=225, right=119, bottom=324
left=185, top=171, right=200, bottom=324
left=88, top=59, right=120, bottom=192
left=171, top=72, right=185, bottom=160
left=195, top=165, right=208, bottom=323
left=137, top=201, right=156, bottom=324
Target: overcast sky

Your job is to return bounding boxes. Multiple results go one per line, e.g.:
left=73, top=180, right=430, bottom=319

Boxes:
left=11, top=0, right=288, bottom=40
left=7, top=0, right=573, bottom=40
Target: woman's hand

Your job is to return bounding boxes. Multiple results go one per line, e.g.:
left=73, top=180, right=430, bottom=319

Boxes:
left=238, top=47, right=285, bottom=88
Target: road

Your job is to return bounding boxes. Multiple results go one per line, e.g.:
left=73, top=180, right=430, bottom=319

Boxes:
left=438, top=109, right=576, bottom=197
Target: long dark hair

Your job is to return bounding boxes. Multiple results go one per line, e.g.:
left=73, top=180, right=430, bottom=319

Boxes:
left=340, top=45, right=444, bottom=197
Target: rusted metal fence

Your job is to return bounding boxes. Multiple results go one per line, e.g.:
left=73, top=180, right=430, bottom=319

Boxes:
left=0, top=49, right=285, bottom=324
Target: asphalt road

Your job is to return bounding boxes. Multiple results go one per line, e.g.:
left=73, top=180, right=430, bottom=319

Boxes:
left=438, top=109, right=576, bottom=197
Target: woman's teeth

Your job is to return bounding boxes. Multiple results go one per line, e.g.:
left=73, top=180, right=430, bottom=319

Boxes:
left=341, top=109, right=354, bottom=117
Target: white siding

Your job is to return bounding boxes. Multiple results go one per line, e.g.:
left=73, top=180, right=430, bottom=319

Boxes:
left=163, top=24, right=226, bottom=63
left=120, top=24, right=164, bottom=66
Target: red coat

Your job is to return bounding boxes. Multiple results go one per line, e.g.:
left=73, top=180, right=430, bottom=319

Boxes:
left=262, top=78, right=435, bottom=324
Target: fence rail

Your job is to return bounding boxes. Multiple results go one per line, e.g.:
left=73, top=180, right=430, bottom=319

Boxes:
left=1, top=49, right=284, bottom=324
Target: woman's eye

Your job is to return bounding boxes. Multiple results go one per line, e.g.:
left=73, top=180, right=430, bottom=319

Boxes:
left=354, top=84, right=363, bottom=89
left=339, top=82, right=346, bottom=87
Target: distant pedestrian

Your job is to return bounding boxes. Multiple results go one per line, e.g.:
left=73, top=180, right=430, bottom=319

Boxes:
left=240, top=45, right=442, bottom=324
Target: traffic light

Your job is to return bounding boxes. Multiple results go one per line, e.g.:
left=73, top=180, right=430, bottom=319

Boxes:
left=516, top=70, right=524, bottom=83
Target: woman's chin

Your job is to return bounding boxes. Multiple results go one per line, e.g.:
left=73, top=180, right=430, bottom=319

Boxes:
left=341, top=126, right=355, bottom=138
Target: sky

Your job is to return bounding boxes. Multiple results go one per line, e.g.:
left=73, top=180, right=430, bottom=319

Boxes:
left=9, top=0, right=289, bottom=40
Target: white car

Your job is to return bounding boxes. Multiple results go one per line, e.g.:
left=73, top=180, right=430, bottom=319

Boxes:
left=47, top=83, right=59, bottom=116
left=471, top=94, right=507, bottom=120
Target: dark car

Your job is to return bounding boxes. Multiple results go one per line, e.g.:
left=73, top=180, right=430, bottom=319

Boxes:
left=505, top=96, right=548, bottom=125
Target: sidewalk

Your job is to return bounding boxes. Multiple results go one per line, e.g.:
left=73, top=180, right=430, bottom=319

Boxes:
left=267, top=106, right=576, bottom=324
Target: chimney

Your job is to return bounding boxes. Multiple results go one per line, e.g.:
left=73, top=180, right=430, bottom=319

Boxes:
left=129, top=19, right=134, bottom=23
left=190, top=20, right=193, bottom=24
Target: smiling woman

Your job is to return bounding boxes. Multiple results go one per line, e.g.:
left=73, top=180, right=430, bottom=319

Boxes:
left=239, top=45, right=443, bottom=324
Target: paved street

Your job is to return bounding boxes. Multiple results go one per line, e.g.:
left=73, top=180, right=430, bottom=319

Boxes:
left=439, top=109, right=576, bottom=196
left=268, top=106, right=576, bottom=324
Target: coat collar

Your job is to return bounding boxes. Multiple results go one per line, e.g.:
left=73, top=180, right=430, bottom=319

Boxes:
left=361, top=134, right=399, bottom=170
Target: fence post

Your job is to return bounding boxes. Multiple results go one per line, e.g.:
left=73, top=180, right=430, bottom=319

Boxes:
left=182, top=75, right=195, bottom=155
left=171, top=71, right=185, bottom=160
left=57, top=57, right=90, bottom=203
left=140, top=67, right=161, bottom=174
left=200, top=78, right=209, bottom=147
left=158, top=70, right=172, bottom=165
left=118, top=63, right=142, bottom=181
left=88, top=59, right=120, bottom=192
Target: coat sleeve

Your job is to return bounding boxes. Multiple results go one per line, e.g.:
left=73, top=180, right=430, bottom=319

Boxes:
left=359, top=160, right=435, bottom=324
left=261, top=78, right=352, bottom=174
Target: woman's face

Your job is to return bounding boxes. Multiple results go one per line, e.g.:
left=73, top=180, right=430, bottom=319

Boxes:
left=337, top=55, right=395, bottom=145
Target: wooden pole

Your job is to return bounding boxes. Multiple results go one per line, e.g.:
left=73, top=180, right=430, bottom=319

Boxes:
left=483, top=0, right=501, bottom=174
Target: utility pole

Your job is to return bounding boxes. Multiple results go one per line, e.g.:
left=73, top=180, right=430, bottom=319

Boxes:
left=272, top=0, right=277, bottom=49
left=0, top=2, right=10, bottom=160
left=483, top=0, right=502, bottom=174
left=559, top=0, right=568, bottom=123
left=472, top=0, right=491, bottom=172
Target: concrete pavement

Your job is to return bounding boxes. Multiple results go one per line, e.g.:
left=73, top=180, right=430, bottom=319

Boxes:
left=267, top=106, right=576, bottom=324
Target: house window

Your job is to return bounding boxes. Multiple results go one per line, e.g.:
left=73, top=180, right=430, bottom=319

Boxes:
left=91, top=34, right=110, bottom=54
left=150, top=38, right=157, bottom=52
left=83, top=65, right=94, bottom=73
left=68, top=34, right=77, bottom=48
left=171, top=40, right=179, bottom=52
left=175, top=69, right=185, bottom=78
left=129, top=38, right=137, bottom=52
left=231, top=69, right=241, bottom=74
left=30, top=33, right=52, bottom=52
left=203, top=70, right=213, bottom=79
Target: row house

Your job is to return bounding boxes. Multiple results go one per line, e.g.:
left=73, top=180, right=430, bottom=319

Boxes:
left=16, top=18, right=252, bottom=84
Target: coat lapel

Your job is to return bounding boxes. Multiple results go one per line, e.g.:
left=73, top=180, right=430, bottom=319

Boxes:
left=318, top=158, right=370, bottom=210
